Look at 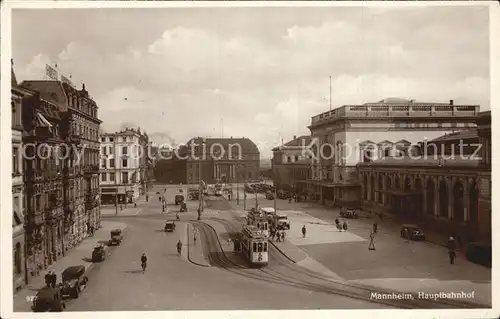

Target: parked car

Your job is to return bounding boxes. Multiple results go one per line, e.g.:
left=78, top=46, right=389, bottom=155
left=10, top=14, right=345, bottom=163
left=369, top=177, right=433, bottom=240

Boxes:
left=164, top=220, right=176, bottom=232
left=60, top=265, right=88, bottom=299
left=31, top=288, right=66, bottom=312
left=400, top=224, right=426, bottom=241
left=175, top=195, right=184, bottom=205
left=466, top=242, right=491, bottom=268
left=265, top=191, right=274, bottom=200
left=340, top=207, right=358, bottom=219
left=91, top=245, right=106, bottom=262
left=275, top=213, right=291, bottom=230
left=108, top=229, right=123, bottom=246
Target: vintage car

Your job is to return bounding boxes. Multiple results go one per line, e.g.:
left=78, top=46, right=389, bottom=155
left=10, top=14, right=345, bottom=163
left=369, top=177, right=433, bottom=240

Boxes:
left=175, top=195, right=184, bottom=205
left=265, top=191, right=274, bottom=200
left=31, top=288, right=66, bottom=312
left=165, top=220, right=176, bottom=232
left=340, top=207, right=358, bottom=219
left=60, top=266, right=89, bottom=299
left=275, top=213, right=291, bottom=230
left=400, top=224, right=426, bottom=241
left=91, top=245, right=106, bottom=262
left=108, top=229, right=124, bottom=246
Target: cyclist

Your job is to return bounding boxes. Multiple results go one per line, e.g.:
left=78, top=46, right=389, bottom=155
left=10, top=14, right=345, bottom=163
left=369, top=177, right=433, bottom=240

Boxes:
left=141, top=253, right=147, bottom=273
left=177, top=240, right=182, bottom=255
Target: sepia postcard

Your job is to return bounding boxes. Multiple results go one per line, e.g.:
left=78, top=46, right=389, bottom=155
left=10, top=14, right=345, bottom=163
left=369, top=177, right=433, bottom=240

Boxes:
left=1, top=1, right=498, bottom=318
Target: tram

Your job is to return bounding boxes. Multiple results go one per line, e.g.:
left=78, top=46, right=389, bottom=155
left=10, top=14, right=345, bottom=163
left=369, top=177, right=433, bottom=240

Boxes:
left=240, top=225, right=268, bottom=266
left=247, top=209, right=269, bottom=237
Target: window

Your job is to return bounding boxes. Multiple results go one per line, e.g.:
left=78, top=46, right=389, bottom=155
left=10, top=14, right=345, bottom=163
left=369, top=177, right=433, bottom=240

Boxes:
left=109, top=137, right=114, bottom=142
left=248, top=172, right=252, bottom=179
left=122, top=159, right=128, bottom=167
left=109, top=146, right=114, bottom=155
left=253, top=242, right=257, bottom=252
left=101, top=173, right=107, bottom=182
left=12, top=147, right=19, bottom=174
left=101, top=159, right=106, bottom=169
left=110, top=159, right=115, bottom=168
left=14, top=243, right=21, bottom=275
left=122, top=146, right=128, bottom=155
left=295, top=155, right=299, bottom=161
left=122, top=172, right=129, bottom=184
left=384, top=149, right=390, bottom=157
left=101, top=146, right=107, bottom=156
left=109, top=172, right=115, bottom=182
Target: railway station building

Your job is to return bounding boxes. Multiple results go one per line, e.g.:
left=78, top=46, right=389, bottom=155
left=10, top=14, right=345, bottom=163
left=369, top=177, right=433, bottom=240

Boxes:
left=357, top=110, right=491, bottom=245
left=300, top=98, right=479, bottom=208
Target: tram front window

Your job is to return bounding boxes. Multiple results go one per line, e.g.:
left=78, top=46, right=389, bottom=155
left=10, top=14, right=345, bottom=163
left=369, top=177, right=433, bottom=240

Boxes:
left=264, top=242, right=267, bottom=252
left=264, top=223, right=268, bottom=230
left=253, top=243, right=257, bottom=252
left=257, top=242, right=263, bottom=252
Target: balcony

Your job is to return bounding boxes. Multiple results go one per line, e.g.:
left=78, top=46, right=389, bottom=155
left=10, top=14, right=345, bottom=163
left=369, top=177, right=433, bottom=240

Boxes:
left=70, top=133, right=83, bottom=145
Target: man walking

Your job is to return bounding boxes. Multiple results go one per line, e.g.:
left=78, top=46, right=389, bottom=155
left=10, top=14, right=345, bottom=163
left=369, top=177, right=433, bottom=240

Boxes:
left=302, top=225, right=307, bottom=238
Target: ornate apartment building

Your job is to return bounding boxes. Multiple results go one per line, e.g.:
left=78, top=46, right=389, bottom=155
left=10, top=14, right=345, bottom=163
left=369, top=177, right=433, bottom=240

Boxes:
left=305, top=98, right=479, bottom=207
left=11, top=66, right=29, bottom=291
left=100, top=128, right=149, bottom=204
left=19, top=78, right=102, bottom=283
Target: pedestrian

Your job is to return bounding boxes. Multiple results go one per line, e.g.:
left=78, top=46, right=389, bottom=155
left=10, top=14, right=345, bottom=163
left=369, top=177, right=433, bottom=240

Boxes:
left=44, top=271, right=51, bottom=288
left=146, top=195, right=149, bottom=202
left=50, top=271, right=57, bottom=288
left=302, top=225, right=306, bottom=238
left=159, top=196, right=161, bottom=202
left=448, top=249, right=456, bottom=264
left=194, top=232, right=197, bottom=244
left=404, top=228, right=410, bottom=243
left=276, top=231, right=281, bottom=242
left=281, top=231, right=285, bottom=242
left=342, top=221, right=348, bottom=231
left=447, top=236, right=456, bottom=251
left=337, top=223, right=342, bottom=232
left=373, top=223, right=378, bottom=234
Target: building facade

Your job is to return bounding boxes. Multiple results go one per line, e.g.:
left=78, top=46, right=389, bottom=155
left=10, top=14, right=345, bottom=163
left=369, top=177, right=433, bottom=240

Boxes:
left=20, top=81, right=67, bottom=281
left=60, top=82, right=101, bottom=240
left=305, top=98, right=479, bottom=207
left=100, top=128, right=145, bottom=204
left=11, top=67, right=28, bottom=291
left=154, top=137, right=260, bottom=185
left=272, top=135, right=312, bottom=192
left=357, top=111, right=491, bottom=244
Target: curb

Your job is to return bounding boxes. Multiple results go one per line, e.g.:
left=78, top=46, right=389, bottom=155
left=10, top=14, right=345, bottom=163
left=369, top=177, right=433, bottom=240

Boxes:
left=268, top=239, right=308, bottom=264
left=186, top=223, right=210, bottom=267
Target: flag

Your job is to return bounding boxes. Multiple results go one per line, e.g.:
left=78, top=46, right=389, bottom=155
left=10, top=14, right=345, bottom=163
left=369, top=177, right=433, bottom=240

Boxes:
left=45, top=64, right=58, bottom=80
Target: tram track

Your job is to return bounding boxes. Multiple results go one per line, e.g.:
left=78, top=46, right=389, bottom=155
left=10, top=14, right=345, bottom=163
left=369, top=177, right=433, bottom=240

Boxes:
left=208, top=217, right=486, bottom=309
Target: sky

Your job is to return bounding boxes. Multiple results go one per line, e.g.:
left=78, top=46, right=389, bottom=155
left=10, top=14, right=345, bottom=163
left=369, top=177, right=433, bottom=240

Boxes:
left=12, top=5, right=490, bottom=158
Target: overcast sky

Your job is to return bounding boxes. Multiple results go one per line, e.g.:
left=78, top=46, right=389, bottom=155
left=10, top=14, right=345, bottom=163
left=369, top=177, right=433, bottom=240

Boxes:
left=12, top=6, right=490, bottom=158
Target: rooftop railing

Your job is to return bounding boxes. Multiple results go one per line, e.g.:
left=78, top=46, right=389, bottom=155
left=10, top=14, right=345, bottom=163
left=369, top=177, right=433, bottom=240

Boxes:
left=311, top=104, right=479, bottom=126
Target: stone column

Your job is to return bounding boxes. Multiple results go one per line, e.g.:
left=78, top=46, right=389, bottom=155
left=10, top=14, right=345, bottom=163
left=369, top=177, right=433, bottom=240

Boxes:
left=448, top=178, right=453, bottom=220
left=463, top=181, right=470, bottom=221
left=434, top=178, right=439, bottom=217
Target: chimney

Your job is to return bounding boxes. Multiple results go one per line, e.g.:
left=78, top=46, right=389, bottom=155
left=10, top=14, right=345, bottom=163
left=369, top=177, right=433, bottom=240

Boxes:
left=293, top=135, right=297, bottom=140
left=449, top=100, right=454, bottom=106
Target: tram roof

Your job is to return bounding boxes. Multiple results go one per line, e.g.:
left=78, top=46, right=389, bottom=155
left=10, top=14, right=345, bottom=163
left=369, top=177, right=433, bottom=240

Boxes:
left=242, top=225, right=267, bottom=238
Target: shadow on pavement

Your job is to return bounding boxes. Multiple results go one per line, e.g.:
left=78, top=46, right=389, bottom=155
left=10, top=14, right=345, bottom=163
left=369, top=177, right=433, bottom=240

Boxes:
left=154, top=229, right=166, bottom=233
left=122, top=270, right=144, bottom=274
left=82, top=257, right=92, bottom=263
left=97, top=240, right=109, bottom=245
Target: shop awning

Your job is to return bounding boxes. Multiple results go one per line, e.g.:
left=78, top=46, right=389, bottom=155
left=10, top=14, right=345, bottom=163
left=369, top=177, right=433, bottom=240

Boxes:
left=36, top=112, right=53, bottom=129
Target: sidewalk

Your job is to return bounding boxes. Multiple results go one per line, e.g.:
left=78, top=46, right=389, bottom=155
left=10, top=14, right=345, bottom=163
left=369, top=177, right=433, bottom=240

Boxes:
left=268, top=239, right=307, bottom=263
left=13, top=221, right=127, bottom=312
left=187, top=223, right=210, bottom=267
